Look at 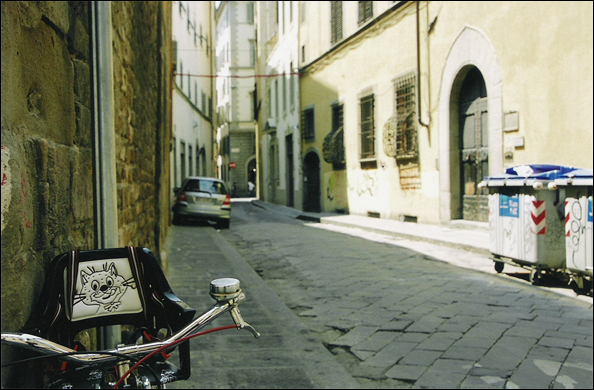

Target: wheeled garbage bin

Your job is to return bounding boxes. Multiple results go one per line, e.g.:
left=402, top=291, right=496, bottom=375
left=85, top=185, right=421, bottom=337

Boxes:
left=480, top=164, right=578, bottom=285
left=550, top=169, right=593, bottom=295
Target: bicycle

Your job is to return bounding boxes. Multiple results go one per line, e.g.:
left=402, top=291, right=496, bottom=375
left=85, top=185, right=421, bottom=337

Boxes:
left=1, top=247, right=259, bottom=388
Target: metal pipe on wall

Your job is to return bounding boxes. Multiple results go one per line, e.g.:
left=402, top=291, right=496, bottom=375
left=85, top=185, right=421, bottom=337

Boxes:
left=90, top=1, right=120, bottom=349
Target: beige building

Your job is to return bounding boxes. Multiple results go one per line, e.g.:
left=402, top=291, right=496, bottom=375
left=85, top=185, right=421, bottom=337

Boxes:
left=255, top=1, right=302, bottom=206
left=171, top=1, right=216, bottom=188
left=298, top=1, right=593, bottom=224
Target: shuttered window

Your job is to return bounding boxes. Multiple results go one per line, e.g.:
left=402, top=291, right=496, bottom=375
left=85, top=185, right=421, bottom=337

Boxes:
left=331, top=1, right=343, bottom=45
left=360, top=95, right=375, bottom=159
left=358, top=1, right=373, bottom=26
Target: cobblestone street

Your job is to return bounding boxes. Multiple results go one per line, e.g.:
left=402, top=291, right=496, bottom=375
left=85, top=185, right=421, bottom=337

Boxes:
left=166, top=200, right=593, bottom=388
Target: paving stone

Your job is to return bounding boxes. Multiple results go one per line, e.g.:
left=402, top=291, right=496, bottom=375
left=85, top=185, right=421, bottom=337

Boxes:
left=328, top=325, right=378, bottom=348
left=416, top=333, right=458, bottom=351
left=504, top=325, right=546, bottom=338
left=538, top=336, right=574, bottom=349
left=399, top=349, right=442, bottom=366
left=507, top=357, right=561, bottom=389
left=441, top=345, right=489, bottom=361
left=460, top=375, right=506, bottom=389
left=380, top=319, right=413, bottom=331
left=477, top=336, right=537, bottom=370
left=385, top=364, right=427, bottom=381
left=361, top=341, right=417, bottom=368
left=352, top=331, right=399, bottom=352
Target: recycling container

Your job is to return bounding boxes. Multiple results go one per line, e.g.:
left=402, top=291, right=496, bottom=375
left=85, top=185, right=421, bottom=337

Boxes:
left=480, top=165, right=578, bottom=284
left=551, top=169, right=593, bottom=294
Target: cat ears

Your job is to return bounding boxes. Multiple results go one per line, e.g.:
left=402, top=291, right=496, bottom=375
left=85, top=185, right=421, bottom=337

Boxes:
left=81, top=262, right=118, bottom=284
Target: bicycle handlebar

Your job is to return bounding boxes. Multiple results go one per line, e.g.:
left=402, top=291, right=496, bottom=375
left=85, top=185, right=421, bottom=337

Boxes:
left=1, top=278, right=260, bottom=365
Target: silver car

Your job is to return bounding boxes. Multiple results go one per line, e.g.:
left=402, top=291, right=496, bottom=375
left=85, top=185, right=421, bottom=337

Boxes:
left=172, top=177, right=231, bottom=228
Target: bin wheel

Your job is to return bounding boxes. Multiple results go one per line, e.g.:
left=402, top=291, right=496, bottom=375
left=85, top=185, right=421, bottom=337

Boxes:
left=530, top=268, right=542, bottom=286
left=494, top=262, right=504, bottom=273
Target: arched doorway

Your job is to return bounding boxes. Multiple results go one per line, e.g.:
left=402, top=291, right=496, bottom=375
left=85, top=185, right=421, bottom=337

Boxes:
left=303, top=152, right=321, bottom=212
left=459, top=67, right=489, bottom=222
left=438, top=26, right=503, bottom=223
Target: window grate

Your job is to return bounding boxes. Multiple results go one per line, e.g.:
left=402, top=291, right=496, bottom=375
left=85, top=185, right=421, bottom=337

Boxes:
left=394, top=73, right=418, bottom=160
left=360, top=95, right=375, bottom=159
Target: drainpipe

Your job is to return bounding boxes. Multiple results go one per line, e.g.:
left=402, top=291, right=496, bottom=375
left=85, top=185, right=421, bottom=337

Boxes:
left=91, top=1, right=120, bottom=348
left=416, top=1, right=430, bottom=128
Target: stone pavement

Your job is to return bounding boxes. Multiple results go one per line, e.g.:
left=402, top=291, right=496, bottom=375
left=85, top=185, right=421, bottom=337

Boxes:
left=164, top=220, right=360, bottom=389
left=163, top=200, right=593, bottom=388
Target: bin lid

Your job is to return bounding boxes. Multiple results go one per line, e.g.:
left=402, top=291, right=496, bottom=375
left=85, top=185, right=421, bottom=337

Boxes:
left=480, top=164, right=579, bottom=188
left=553, top=168, right=593, bottom=187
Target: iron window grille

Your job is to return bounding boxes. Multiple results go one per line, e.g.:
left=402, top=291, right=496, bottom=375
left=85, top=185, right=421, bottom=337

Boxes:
left=395, top=73, right=418, bottom=160
left=301, top=108, right=315, bottom=141
left=323, top=104, right=345, bottom=169
left=360, top=94, right=375, bottom=159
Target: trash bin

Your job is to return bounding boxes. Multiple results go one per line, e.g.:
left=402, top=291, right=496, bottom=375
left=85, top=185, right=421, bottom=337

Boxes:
left=550, top=169, right=593, bottom=295
left=480, top=164, right=578, bottom=285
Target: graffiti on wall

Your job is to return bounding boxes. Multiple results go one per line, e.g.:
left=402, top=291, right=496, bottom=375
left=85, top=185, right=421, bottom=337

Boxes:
left=325, top=171, right=348, bottom=210
left=349, top=170, right=378, bottom=197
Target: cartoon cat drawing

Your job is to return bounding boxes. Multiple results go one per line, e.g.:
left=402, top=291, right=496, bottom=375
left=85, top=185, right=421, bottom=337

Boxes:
left=74, top=262, right=136, bottom=313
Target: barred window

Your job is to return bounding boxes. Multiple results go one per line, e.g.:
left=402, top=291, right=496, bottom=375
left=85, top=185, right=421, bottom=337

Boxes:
left=358, top=1, right=373, bottom=26
left=395, top=73, right=418, bottom=160
left=360, top=95, right=375, bottom=159
left=301, top=107, right=315, bottom=141
left=331, top=1, right=343, bottom=45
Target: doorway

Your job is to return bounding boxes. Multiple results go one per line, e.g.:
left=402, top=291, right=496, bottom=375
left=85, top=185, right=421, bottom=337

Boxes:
left=286, top=134, right=294, bottom=207
left=458, top=67, right=488, bottom=222
left=303, top=152, right=320, bottom=212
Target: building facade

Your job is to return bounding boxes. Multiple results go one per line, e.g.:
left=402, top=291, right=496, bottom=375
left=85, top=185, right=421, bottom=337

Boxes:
left=255, top=1, right=302, bottom=206
left=297, top=1, right=593, bottom=224
left=171, top=1, right=216, bottom=190
left=215, top=1, right=257, bottom=197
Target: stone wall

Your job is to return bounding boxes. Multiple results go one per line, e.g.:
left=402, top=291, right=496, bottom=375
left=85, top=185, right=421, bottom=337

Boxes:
left=1, top=2, right=172, bottom=386
left=111, top=2, right=172, bottom=258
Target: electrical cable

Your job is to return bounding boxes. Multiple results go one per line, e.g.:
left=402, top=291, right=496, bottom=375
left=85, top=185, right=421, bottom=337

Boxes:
left=174, top=72, right=302, bottom=79
left=113, top=324, right=237, bottom=389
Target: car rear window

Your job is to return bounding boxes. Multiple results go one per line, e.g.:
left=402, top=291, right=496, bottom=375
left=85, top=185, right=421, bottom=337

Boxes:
left=184, top=179, right=228, bottom=195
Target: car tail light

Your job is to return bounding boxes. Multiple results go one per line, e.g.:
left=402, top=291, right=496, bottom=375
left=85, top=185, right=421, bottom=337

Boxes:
left=222, top=194, right=231, bottom=207
left=178, top=191, right=187, bottom=202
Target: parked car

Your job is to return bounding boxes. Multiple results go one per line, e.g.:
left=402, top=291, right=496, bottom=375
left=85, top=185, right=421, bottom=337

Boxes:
left=172, top=177, right=231, bottom=228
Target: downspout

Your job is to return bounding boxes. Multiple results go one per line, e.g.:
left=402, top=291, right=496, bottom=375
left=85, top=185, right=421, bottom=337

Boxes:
left=416, top=1, right=430, bottom=128
left=90, top=1, right=120, bottom=348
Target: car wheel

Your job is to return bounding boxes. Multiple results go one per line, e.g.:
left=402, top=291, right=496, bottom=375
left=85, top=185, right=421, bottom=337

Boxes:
left=172, top=213, right=181, bottom=225
left=217, top=219, right=230, bottom=229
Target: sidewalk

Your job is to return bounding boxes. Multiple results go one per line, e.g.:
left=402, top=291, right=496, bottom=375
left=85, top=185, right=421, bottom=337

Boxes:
left=252, top=199, right=490, bottom=255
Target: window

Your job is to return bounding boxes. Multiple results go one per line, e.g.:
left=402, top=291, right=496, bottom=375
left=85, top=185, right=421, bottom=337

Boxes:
left=358, top=1, right=373, bottom=26
left=275, top=80, right=279, bottom=118
left=189, top=145, right=193, bottom=176
left=247, top=2, right=254, bottom=24
left=250, top=40, right=256, bottom=66
left=289, top=62, right=295, bottom=109
left=323, top=103, right=345, bottom=169
left=301, top=107, right=315, bottom=141
left=395, top=73, right=418, bottom=160
left=331, top=1, right=343, bottom=45
left=360, top=94, right=375, bottom=159
left=282, top=72, right=287, bottom=114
